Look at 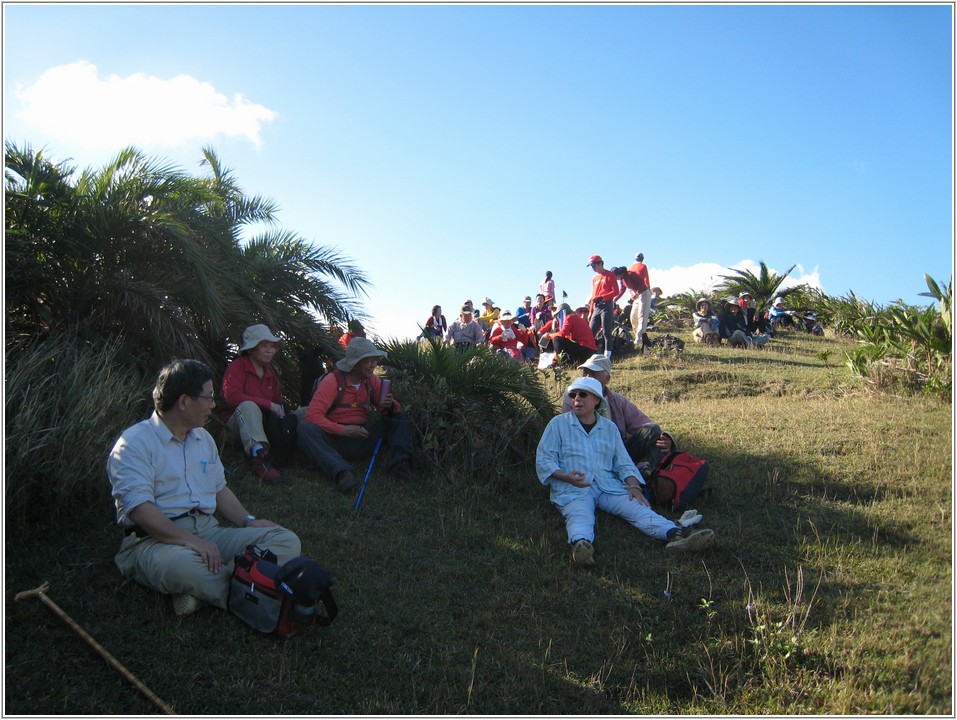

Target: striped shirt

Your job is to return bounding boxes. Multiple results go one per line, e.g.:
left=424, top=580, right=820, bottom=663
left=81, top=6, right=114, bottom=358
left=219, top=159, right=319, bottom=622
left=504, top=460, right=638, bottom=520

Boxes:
left=536, top=411, right=642, bottom=507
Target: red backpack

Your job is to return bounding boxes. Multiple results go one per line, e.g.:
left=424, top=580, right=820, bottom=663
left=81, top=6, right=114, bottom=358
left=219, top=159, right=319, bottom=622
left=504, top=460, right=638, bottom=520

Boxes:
left=648, top=451, right=709, bottom=512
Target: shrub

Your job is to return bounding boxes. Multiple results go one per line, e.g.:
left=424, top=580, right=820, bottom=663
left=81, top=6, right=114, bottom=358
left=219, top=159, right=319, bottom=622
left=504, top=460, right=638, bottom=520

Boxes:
left=5, top=331, right=150, bottom=525
left=380, top=338, right=556, bottom=481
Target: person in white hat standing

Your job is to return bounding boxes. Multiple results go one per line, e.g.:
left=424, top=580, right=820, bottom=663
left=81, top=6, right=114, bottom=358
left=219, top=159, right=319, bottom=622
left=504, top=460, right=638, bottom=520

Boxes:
left=536, top=377, right=715, bottom=566
left=221, top=324, right=294, bottom=483
left=298, top=337, right=417, bottom=492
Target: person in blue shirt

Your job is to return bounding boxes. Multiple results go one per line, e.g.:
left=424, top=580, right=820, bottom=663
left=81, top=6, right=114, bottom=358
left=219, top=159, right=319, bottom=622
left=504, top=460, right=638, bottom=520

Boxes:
left=515, top=296, right=534, bottom=328
left=535, top=377, right=714, bottom=566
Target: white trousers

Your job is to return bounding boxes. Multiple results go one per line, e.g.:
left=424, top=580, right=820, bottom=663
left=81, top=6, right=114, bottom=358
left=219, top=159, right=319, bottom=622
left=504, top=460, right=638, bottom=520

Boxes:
left=557, top=483, right=677, bottom=545
left=631, top=289, right=652, bottom=337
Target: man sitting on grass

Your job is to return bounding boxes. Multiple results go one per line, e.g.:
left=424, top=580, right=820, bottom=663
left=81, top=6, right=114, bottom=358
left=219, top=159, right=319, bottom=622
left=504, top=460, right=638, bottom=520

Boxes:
left=536, top=377, right=714, bottom=566
left=108, top=358, right=302, bottom=617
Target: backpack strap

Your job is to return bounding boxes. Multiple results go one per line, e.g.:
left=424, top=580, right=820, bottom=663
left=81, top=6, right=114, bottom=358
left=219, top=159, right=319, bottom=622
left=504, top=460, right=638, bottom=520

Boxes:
left=329, top=369, right=375, bottom=412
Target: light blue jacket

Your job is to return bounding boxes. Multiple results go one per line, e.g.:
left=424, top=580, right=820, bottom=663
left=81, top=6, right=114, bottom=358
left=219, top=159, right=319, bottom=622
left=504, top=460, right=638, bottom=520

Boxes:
left=536, top=411, right=642, bottom=507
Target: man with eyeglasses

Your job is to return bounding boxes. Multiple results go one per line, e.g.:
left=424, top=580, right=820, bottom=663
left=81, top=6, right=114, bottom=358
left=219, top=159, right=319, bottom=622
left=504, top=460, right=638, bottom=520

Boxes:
left=108, top=358, right=301, bottom=617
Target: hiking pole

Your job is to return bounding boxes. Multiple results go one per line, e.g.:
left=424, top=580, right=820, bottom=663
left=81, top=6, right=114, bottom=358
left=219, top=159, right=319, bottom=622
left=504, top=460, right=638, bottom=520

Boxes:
left=351, top=437, right=383, bottom=521
left=15, top=582, right=176, bottom=715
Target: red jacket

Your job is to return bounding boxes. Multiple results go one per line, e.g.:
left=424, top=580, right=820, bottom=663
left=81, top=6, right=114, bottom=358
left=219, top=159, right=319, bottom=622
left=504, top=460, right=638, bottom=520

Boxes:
left=590, top=269, right=620, bottom=306
left=627, top=262, right=650, bottom=293
left=220, top=355, right=282, bottom=421
left=555, top=313, right=597, bottom=351
left=304, top=371, right=401, bottom=435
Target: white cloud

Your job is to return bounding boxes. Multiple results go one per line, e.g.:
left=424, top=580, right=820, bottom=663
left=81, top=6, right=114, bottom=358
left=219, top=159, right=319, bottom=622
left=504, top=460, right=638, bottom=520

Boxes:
left=648, top=259, right=824, bottom=299
left=15, top=61, right=277, bottom=152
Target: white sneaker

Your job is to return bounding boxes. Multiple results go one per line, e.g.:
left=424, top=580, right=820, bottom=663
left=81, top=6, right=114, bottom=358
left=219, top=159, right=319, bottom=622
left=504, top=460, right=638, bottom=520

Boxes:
left=172, top=593, right=201, bottom=616
left=677, top=510, right=703, bottom=528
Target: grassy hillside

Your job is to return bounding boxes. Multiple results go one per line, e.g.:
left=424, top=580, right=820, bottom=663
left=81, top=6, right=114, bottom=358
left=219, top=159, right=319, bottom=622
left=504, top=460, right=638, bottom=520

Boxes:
left=5, top=331, right=952, bottom=714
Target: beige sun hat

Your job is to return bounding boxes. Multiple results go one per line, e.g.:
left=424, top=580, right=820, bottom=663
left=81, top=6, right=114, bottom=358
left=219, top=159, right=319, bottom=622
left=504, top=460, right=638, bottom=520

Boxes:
left=336, top=337, right=387, bottom=372
left=578, top=354, right=612, bottom=373
left=240, top=324, right=282, bottom=352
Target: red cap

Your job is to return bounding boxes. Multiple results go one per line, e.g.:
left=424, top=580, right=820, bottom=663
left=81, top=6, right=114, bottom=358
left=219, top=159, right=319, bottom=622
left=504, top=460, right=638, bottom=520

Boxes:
left=587, top=255, right=603, bottom=266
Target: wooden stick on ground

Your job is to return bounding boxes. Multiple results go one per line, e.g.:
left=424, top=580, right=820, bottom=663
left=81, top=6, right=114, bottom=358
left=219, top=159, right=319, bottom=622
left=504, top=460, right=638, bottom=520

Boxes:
left=15, top=582, right=176, bottom=715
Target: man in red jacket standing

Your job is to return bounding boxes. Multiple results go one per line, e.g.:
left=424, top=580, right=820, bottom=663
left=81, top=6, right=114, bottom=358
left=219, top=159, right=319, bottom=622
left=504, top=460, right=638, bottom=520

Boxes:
left=628, top=253, right=652, bottom=349
left=587, top=255, right=620, bottom=360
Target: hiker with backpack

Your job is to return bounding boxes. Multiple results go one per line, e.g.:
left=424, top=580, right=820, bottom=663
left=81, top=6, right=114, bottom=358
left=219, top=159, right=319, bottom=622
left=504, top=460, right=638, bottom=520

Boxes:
left=297, top=337, right=418, bottom=493
left=536, top=377, right=715, bottom=567
left=221, top=324, right=298, bottom=483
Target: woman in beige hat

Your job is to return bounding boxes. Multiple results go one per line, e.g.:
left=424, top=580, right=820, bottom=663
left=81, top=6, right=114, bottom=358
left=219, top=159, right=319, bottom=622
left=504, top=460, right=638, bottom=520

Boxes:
left=221, top=324, right=295, bottom=483
left=298, top=337, right=417, bottom=492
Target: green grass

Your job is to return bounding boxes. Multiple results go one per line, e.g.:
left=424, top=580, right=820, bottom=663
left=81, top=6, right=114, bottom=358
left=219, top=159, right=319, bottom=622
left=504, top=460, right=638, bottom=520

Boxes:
left=5, top=330, right=952, bottom=714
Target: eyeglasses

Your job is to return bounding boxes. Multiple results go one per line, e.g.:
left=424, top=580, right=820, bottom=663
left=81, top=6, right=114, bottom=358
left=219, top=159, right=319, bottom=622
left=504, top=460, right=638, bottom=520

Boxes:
left=568, top=391, right=594, bottom=399
left=192, top=394, right=216, bottom=403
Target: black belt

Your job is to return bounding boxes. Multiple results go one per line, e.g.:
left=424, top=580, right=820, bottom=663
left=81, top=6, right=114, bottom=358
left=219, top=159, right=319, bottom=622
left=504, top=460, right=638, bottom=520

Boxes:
left=124, top=509, right=210, bottom=537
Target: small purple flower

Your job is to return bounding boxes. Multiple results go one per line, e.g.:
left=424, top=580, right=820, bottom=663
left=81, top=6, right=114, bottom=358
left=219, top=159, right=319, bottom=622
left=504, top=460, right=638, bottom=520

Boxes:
left=746, top=602, right=754, bottom=612
left=663, top=590, right=671, bottom=599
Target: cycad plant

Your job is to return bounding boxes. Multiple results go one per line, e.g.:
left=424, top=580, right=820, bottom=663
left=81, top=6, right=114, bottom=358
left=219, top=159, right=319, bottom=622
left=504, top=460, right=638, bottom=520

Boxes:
left=380, top=338, right=556, bottom=480
left=5, top=141, right=364, bottom=390
left=716, top=261, right=804, bottom=312
left=844, top=274, right=952, bottom=398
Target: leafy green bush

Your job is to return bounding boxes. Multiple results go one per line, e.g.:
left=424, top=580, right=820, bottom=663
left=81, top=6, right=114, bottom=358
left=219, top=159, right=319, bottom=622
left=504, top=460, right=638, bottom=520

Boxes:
left=5, top=332, right=150, bottom=525
left=381, top=338, right=556, bottom=481
left=843, top=275, right=951, bottom=399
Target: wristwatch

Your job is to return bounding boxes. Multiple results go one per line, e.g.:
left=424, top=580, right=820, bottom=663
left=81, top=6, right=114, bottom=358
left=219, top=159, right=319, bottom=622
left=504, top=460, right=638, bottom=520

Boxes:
left=243, top=515, right=256, bottom=527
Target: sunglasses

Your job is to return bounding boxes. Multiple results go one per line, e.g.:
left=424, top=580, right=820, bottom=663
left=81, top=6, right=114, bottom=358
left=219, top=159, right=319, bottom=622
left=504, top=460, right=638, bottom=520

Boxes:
left=568, top=391, right=595, bottom=399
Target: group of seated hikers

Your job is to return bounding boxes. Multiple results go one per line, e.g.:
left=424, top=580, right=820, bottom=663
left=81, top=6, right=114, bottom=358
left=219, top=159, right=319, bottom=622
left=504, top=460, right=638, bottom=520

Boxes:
left=690, top=293, right=801, bottom=348
left=106, top=322, right=716, bottom=618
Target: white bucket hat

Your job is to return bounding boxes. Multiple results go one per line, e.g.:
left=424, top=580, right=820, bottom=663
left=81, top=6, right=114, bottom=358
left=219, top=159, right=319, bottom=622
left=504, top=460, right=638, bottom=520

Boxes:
left=336, top=337, right=388, bottom=372
left=240, top=324, right=282, bottom=352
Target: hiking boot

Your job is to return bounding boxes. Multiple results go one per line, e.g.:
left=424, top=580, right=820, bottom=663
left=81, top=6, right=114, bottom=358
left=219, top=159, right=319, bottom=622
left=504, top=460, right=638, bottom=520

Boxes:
left=172, top=593, right=201, bottom=617
left=390, top=461, right=420, bottom=483
left=571, top=539, right=596, bottom=566
left=335, top=469, right=358, bottom=493
left=250, top=450, right=280, bottom=483
left=665, top=527, right=714, bottom=554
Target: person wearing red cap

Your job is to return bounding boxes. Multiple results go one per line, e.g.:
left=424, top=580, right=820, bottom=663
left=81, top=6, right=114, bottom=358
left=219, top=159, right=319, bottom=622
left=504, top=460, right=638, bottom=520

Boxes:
left=586, top=255, right=620, bottom=361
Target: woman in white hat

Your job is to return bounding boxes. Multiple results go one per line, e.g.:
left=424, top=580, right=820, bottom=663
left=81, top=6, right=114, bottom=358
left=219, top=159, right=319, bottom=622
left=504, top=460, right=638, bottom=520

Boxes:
left=221, top=324, right=294, bottom=483
left=489, top=311, right=536, bottom=362
left=536, top=377, right=714, bottom=566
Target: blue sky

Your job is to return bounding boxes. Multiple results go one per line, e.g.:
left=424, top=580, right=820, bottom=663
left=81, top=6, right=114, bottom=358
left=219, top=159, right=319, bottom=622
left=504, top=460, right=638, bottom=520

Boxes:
left=4, top=3, right=953, bottom=341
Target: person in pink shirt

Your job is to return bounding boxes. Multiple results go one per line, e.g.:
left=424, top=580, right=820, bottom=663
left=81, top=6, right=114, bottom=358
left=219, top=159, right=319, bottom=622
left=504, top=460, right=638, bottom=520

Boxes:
left=297, top=337, right=417, bottom=492
left=221, top=324, right=294, bottom=483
